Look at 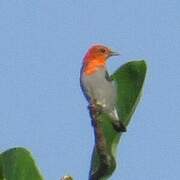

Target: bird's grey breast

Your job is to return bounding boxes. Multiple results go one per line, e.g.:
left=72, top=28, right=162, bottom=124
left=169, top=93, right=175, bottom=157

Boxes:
left=81, top=68, right=117, bottom=109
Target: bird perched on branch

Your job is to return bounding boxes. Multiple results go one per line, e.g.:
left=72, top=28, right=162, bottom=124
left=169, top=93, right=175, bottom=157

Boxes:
left=80, top=44, right=126, bottom=132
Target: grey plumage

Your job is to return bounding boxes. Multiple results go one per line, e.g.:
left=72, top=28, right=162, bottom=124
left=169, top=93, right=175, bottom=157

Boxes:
left=81, top=67, right=119, bottom=121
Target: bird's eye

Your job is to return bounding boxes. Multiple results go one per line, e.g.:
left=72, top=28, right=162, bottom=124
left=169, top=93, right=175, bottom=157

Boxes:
left=100, top=48, right=106, bottom=53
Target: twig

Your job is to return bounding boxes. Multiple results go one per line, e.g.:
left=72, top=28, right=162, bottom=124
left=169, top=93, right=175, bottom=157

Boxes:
left=89, top=110, right=114, bottom=180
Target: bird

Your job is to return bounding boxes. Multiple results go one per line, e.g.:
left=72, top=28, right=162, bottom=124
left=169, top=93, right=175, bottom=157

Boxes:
left=80, top=44, right=126, bottom=132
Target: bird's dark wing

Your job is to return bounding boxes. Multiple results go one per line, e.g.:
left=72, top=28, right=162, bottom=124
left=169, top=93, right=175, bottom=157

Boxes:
left=105, top=71, right=113, bottom=81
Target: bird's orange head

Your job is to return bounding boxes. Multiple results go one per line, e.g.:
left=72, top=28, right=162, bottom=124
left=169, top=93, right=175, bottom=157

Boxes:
left=83, top=45, right=119, bottom=75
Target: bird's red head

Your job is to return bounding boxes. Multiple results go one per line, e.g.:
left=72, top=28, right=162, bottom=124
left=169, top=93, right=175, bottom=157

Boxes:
left=83, top=45, right=119, bottom=75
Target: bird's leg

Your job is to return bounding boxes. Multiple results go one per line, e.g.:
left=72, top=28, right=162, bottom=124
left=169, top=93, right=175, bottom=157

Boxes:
left=89, top=100, right=103, bottom=116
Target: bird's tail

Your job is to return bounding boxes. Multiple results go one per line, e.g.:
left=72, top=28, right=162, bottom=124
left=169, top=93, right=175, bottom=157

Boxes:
left=109, top=108, right=119, bottom=121
left=109, top=108, right=126, bottom=132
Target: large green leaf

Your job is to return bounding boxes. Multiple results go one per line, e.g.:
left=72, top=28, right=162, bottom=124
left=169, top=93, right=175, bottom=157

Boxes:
left=0, top=147, right=43, bottom=180
left=89, top=60, right=147, bottom=180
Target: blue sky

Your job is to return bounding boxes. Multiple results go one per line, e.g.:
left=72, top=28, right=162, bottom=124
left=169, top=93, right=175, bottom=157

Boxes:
left=0, top=0, right=180, bottom=180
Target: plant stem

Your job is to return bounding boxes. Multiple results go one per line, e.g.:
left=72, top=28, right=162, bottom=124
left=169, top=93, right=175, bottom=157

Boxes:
left=89, top=111, right=114, bottom=180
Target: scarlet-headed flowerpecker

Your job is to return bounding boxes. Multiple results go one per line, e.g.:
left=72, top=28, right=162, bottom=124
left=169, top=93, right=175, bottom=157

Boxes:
left=80, top=45, right=126, bottom=132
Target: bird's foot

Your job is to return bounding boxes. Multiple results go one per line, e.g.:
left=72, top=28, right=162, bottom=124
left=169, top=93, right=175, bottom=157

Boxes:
left=89, top=102, right=103, bottom=116
left=89, top=102, right=103, bottom=127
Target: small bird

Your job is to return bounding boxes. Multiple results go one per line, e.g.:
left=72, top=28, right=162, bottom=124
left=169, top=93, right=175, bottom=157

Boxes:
left=80, top=44, right=126, bottom=132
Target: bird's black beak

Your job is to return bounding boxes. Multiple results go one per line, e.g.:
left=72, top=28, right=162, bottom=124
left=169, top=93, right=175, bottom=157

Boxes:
left=109, top=50, right=120, bottom=56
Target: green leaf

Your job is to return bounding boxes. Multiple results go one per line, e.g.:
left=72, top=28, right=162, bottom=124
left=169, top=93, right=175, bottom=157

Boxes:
left=0, top=147, right=43, bottom=180
left=89, top=60, right=147, bottom=180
